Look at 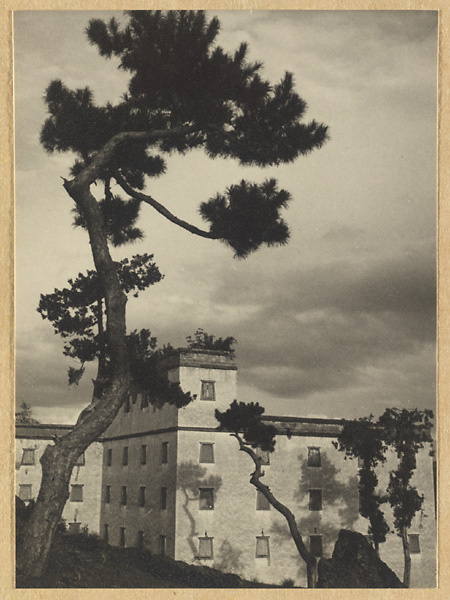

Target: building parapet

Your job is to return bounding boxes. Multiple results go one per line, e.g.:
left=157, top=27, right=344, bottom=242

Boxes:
left=158, top=347, right=237, bottom=372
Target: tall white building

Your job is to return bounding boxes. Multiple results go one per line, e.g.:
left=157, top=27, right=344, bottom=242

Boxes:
left=16, top=348, right=436, bottom=587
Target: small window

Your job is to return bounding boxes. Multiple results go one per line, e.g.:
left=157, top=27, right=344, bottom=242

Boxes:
left=122, top=446, right=129, bottom=466
left=256, top=536, right=270, bottom=558
left=18, top=484, right=32, bottom=501
left=21, top=449, right=35, bottom=466
left=70, top=485, right=83, bottom=502
left=140, top=445, right=147, bottom=465
left=121, top=486, right=127, bottom=506
left=68, top=522, right=81, bottom=534
left=75, top=452, right=85, bottom=466
left=409, top=534, right=421, bottom=554
left=161, top=441, right=169, bottom=464
left=201, top=381, right=215, bottom=401
left=256, top=490, right=271, bottom=511
left=105, top=485, right=111, bottom=504
left=199, top=443, right=214, bottom=463
left=138, top=486, right=146, bottom=508
left=137, top=530, right=144, bottom=549
left=160, top=487, right=167, bottom=510
left=120, top=527, right=126, bottom=547
left=199, top=488, right=214, bottom=510
left=309, top=535, right=323, bottom=557
left=256, top=448, right=270, bottom=465
left=159, top=535, right=166, bottom=556
left=124, top=396, right=131, bottom=413
left=198, top=536, right=213, bottom=559
left=309, top=489, right=322, bottom=511
left=104, top=523, right=109, bottom=543
left=307, top=447, right=321, bottom=467
left=106, top=449, right=113, bottom=467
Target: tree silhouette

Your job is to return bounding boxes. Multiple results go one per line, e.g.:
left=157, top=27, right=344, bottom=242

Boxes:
left=216, top=400, right=319, bottom=588
left=18, top=10, right=328, bottom=577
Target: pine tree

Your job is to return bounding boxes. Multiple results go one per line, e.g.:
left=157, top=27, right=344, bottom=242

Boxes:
left=334, top=417, right=390, bottom=555
left=216, top=401, right=319, bottom=588
left=18, top=10, right=328, bottom=577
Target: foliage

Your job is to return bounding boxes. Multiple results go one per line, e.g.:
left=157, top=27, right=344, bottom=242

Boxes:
left=334, top=417, right=389, bottom=547
left=378, top=408, right=433, bottom=535
left=215, top=400, right=276, bottom=452
left=186, top=328, right=237, bottom=355
left=40, top=10, right=328, bottom=259
left=15, top=402, right=40, bottom=425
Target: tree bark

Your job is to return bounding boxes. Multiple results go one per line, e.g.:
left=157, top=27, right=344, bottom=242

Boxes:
left=17, top=178, right=130, bottom=578
left=401, top=526, right=411, bottom=588
left=233, top=434, right=318, bottom=588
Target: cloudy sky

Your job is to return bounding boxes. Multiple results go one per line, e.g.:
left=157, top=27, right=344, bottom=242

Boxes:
left=14, top=10, right=437, bottom=424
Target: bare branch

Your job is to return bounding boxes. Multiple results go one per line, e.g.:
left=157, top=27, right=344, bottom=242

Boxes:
left=115, top=172, right=218, bottom=240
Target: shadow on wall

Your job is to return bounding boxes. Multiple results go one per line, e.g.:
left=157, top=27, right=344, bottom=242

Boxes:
left=269, top=451, right=359, bottom=583
left=176, top=462, right=223, bottom=561
left=214, top=539, right=245, bottom=576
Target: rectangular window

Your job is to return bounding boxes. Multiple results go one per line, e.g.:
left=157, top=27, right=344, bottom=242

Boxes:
left=120, top=527, right=126, bottom=547
left=199, top=443, right=214, bottom=463
left=124, top=396, right=131, bottom=413
left=198, top=536, right=213, bottom=559
left=256, top=536, right=270, bottom=558
left=161, top=441, right=169, bottom=464
left=309, top=489, right=322, bottom=511
left=75, top=452, right=85, bottom=466
left=160, top=487, right=167, bottom=510
left=105, top=485, right=111, bottom=504
left=122, top=446, right=129, bottom=466
left=121, top=486, right=127, bottom=506
left=137, top=530, right=144, bottom=549
left=256, top=490, right=271, bottom=511
left=408, top=534, right=421, bottom=554
left=104, top=523, right=109, bottom=543
left=307, top=447, right=321, bottom=467
left=159, top=535, right=166, bottom=556
left=138, top=486, right=146, bottom=508
left=201, top=380, right=215, bottom=401
left=199, top=488, right=214, bottom=510
left=18, top=484, right=32, bottom=501
left=309, top=535, right=323, bottom=557
left=21, top=449, right=35, bottom=466
left=256, top=448, right=270, bottom=465
left=68, top=522, right=81, bottom=534
left=140, top=444, right=147, bottom=465
left=70, top=484, right=83, bottom=502
left=107, top=448, right=113, bottom=467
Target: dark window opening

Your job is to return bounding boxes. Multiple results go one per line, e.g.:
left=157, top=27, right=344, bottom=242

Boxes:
left=122, top=446, right=128, bottom=466
left=198, top=536, right=213, bottom=559
left=199, top=443, right=214, bottom=463
left=70, top=484, right=83, bottom=502
left=138, top=486, right=146, bottom=507
left=161, top=442, right=169, bottom=464
left=105, top=485, right=111, bottom=504
left=141, top=445, right=147, bottom=465
left=159, top=535, right=166, bottom=556
left=309, top=535, right=323, bottom=557
left=201, top=381, right=215, bottom=401
left=68, top=522, right=81, bottom=534
left=160, top=487, right=167, bottom=510
left=120, top=527, right=126, bottom=547
left=199, top=488, right=214, bottom=510
left=256, top=490, right=271, bottom=511
left=409, top=534, right=421, bottom=554
left=121, top=486, right=127, bottom=506
left=309, top=489, right=322, bottom=511
left=256, top=536, right=270, bottom=558
left=21, top=449, right=35, bottom=466
left=106, top=449, right=112, bottom=467
left=307, top=447, right=321, bottom=467
left=104, top=523, right=109, bottom=543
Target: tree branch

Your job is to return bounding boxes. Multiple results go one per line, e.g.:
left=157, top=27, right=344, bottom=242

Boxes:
left=76, top=125, right=195, bottom=188
left=115, top=172, right=218, bottom=240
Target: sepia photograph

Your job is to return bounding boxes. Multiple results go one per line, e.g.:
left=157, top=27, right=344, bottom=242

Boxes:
left=13, top=9, right=437, bottom=589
